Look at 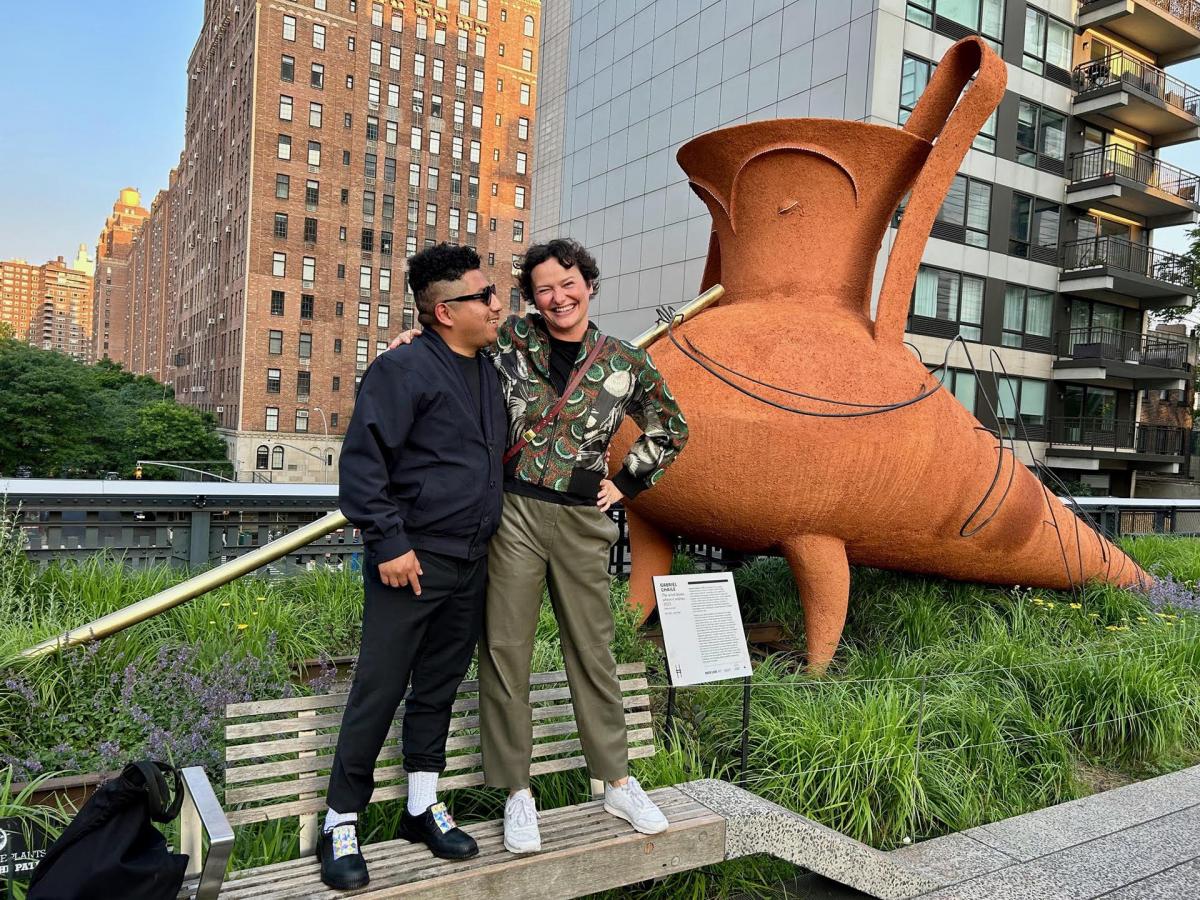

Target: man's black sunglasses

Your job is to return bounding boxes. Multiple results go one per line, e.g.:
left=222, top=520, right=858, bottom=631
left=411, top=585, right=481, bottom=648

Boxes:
left=442, top=283, right=497, bottom=304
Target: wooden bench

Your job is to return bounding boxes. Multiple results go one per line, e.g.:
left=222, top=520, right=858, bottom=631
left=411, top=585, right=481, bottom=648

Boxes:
left=175, top=662, right=942, bottom=899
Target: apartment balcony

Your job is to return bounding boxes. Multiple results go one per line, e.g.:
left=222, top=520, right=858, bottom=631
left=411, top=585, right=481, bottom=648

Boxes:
left=1073, top=53, right=1200, bottom=145
left=1067, top=146, right=1200, bottom=228
left=1047, top=417, right=1187, bottom=472
left=1077, top=0, right=1200, bottom=66
left=1059, top=236, right=1196, bottom=309
left=1052, top=326, right=1191, bottom=388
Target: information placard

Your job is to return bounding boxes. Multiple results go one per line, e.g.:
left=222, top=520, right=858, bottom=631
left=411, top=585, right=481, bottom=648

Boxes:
left=653, top=572, right=752, bottom=686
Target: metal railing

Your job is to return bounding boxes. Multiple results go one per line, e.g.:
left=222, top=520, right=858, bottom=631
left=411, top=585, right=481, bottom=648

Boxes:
left=1060, top=236, right=1196, bottom=288
left=1049, top=416, right=1187, bottom=455
left=1073, top=51, right=1200, bottom=116
left=1056, top=327, right=1191, bottom=369
left=1070, top=145, right=1200, bottom=203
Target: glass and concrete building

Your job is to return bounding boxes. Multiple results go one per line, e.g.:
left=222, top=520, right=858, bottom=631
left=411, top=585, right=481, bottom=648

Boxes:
left=532, top=0, right=1200, bottom=496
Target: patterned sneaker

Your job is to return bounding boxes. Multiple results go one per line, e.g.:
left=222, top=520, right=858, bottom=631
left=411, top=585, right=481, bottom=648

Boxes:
left=400, top=801, right=478, bottom=860
left=603, top=777, right=669, bottom=834
left=503, top=791, right=541, bottom=854
left=317, top=822, right=369, bottom=890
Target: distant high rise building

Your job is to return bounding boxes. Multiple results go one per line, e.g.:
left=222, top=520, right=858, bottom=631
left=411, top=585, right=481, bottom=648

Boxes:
left=128, top=182, right=178, bottom=383
left=72, top=244, right=95, bottom=277
left=0, top=258, right=42, bottom=343
left=30, top=256, right=94, bottom=362
left=160, top=0, right=540, bottom=482
left=92, top=187, right=150, bottom=365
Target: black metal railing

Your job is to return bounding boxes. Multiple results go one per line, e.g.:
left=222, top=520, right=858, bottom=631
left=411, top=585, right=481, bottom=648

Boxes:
left=1081, top=0, right=1200, bottom=31
left=1074, top=51, right=1200, bottom=116
left=1060, top=236, right=1196, bottom=288
left=1049, top=416, right=1187, bottom=455
left=1056, top=326, right=1191, bottom=369
left=1070, top=145, right=1200, bottom=203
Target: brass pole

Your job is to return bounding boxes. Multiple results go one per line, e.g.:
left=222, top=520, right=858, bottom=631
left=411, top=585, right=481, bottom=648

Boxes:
left=21, top=284, right=723, bottom=659
left=21, top=511, right=349, bottom=659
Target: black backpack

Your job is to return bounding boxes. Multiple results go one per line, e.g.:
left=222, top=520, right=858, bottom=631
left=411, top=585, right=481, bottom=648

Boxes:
left=27, top=761, right=189, bottom=900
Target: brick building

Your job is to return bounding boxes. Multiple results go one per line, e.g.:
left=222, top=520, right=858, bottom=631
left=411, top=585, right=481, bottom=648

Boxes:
left=29, top=256, right=95, bottom=362
left=0, top=259, right=43, bottom=344
left=160, top=0, right=539, bottom=481
left=92, top=187, right=150, bottom=365
left=128, top=179, right=179, bottom=383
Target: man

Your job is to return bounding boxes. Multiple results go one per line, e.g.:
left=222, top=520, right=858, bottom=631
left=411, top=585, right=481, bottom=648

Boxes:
left=318, top=244, right=505, bottom=890
left=392, top=239, right=688, bottom=854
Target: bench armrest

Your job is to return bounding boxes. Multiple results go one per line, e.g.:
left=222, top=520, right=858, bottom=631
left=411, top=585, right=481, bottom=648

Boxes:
left=179, top=766, right=234, bottom=900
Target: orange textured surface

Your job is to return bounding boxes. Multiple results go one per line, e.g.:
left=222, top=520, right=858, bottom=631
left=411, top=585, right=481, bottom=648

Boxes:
left=611, top=38, right=1150, bottom=669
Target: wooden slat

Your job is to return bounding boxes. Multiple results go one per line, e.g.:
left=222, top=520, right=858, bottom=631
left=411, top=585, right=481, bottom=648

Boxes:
left=225, top=744, right=657, bottom=826
left=226, top=711, right=653, bottom=785
left=219, top=788, right=705, bottom=895
left=226, top=693, right=650, bottom=762
left=226, top=729, right=655, bottom=806
left=223, top=663, right=648, bottom=719
left=225, top=677, right=650, bottom=740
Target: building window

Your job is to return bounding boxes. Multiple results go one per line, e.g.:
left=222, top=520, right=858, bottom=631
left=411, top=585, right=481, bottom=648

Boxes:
left=426, top=203, right=438, bottom=227
left=474, top=69, right=485, bottom=93
left=309, top=102, right=323, bottom=128
left=411, top=125, right=423, bottom=150
left=1009, top=193, right=1060, bottom=264
left=276, top=173, right=290, bottom=199
left=304, top=217, right=318, bottom=242
left=1016, top=100, right=1066, bottom=171
left=427, top=167, right=439, bottom=191
left=308, top=140, right=322, bottom=166
left=300, top=293, right=314, bottom=319
left=368, top=77, right=381, bottom=105
left=272, top=252, right=287, bottom=277
left=370, top=39, right=383, bottom=65
left=523, top=14, right=534, bottom=37
left=471, top=104, right=483, bottom=128
left=515, top=151, right=527, bottom=175
left=1022, top=7, right=1071, bottom=78
left=279, top=94, right=293, bottom=120
left=382, top=194, right=395, bottom=219
left=519, top=83, right=530, bottom=105
left=409, top=162, right=421, bottom=187
left=935, top=369, right=976, bottom=415
left=467, top=211, right=478, bottom=233
left=513, top=220, right=524, bottom=242
left=416, top=15, right=428, bottom=39
left=898, top=173, right=990, bottom=248
left=1002, top=285, right=1053, bottom=349
left=905, top=0, right=1002, bottom=47
left=281, top=55, right=295, bottom=82
left=299, top=332, right=313, bottom=358
left=266, top=408, right=280, bottom=432
left=312, top=23, right=326, bottom=50
left=475, top=35, right=486, bottom=56
left=366, top=115, right=379, bottom=141
left=433, top=58, right=444, bottom=82
left=270, top=290, right=285, bottom=316
left=271, top=446, right=284, bottom=468
left=356, top=337, right=369, bottom=367
left=311, top=62, right=325, bottom=88
left=381, top=230, right=393, bottom=255
left=282, top=14, right=296, bottom=41
left=386, top=120, right=398, bottom=144
left=269, top=330, right=283, bottom=354
left=449, top=207, right=461, bottom=231
left=297, top=370, right=311, bottom=398
left=296, top=409, right=309, bottom=432
left=306, top=179, right=320, bottom=207
left=518, top=117, right=529, bottom=140
left=412, top=89, right=424, bottom=114
left=274, top=213, right=289, bottom=238
left=360, top=266, right=373, bottom=290
left=371, top=1, right=384, bottom=26
left=900, top=54, right=995, bottom=153
left=377, top=304, right=390, bottom=328
left=362, top=228, right=375, bottom=251
left=390, top=46, right=402, bottom=70
left=415, top=53, right=426, bottom=77
left=910, top=265, right=983, bottom=340
left=515, top=185, right=526, bottom=209
left=470, top=140, right=481, bottom=163
left=267, top=368, right=282, bottom=393
left=302, top=256, right=316, bottom=282
left=363, top=190, right=376, bottom=216
left=521, top=48, right=533, bottom=71
left=365, top=152, right=377, bottom=178
left=256, top=445, right=270, bottom=470
left=996, top=376, right=1047, bottom=428
left=430, top=131, right=441, bottom=154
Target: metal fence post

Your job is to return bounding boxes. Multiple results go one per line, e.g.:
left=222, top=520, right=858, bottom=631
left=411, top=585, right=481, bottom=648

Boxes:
left=189, top=510, right=211, bottom=569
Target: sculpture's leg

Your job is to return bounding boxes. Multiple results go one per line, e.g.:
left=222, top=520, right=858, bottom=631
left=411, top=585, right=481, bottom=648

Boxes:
left=625, top=505, right=675, bottom=624
left=779, top=535, right=850, bottom=673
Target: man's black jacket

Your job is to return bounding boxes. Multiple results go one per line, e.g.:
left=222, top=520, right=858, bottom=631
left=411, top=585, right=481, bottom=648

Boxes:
left=339, top=328, right=505, bottom=566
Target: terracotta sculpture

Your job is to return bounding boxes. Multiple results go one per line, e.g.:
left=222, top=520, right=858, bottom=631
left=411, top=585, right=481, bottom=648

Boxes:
left=611, top=38, right=1150, bottom=670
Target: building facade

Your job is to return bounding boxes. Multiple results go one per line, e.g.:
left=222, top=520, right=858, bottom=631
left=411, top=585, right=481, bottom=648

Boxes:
left=533, top=0, right=1200, bottom=497
left=0, top=259, right=43, bottom=344
left=128, top=180, right=179, bottom=384
left=1, top=254, right=95, bottom=361
left=140, top=0, right=540, bottom=482
left=92, top=187, right=151, bottom=365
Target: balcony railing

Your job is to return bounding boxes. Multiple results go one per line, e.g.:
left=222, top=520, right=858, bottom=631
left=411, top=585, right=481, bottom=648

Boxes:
left=1070, top=145, right=1200, bottom=203
left=1056, top=326, right=1191, bottom=369
left=1081, top=0, right=1200, bottom=30
left=1074, top=51, right=1200, bottom=115
left=1061, top=236, right=1196, bottom=288
left=1050, top=416, right=1187, bottom=455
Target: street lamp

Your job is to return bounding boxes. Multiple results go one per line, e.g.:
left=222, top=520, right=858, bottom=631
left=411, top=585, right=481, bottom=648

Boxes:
left=312, top=406, right=330, bottom=483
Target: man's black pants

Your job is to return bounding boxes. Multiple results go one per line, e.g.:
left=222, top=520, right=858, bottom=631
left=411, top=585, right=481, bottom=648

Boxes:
left=325, top=550, right=486, bottom=813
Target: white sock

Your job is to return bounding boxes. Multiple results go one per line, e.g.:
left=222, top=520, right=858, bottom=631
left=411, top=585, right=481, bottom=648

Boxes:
left=407, top=771, right=439, bottom=815
left=507, top=788, right=533, bottom=803
left=324, top=808, right=357, bottom=833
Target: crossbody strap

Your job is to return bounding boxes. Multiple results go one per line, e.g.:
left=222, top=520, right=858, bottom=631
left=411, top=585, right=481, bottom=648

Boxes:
left=503, top=337, right=607, bottom=466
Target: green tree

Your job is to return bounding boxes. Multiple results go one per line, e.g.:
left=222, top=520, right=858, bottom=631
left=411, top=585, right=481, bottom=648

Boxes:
left=131, top=402, right=231, bottom=480
left=1161, top=225, right=1200, bottom=323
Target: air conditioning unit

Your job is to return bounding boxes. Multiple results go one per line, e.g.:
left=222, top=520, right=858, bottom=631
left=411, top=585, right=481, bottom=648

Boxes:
left=225, top=225, right=232, bottom=233
left=208, top=318, right=216, bottom=325
left=226, top=204, right=233, bottom=211
left=216, top=405, right=225, bottom=412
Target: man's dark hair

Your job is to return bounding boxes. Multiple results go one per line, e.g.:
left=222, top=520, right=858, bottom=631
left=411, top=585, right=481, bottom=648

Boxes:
left=407, top=243, right=481, bottom=327
left=518, top=239, right=600, bottom=302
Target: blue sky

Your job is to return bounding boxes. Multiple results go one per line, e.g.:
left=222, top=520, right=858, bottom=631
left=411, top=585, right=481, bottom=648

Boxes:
left=1, top=5, right=1199, bottom=263
left=0, top=1, right=201, bottom=264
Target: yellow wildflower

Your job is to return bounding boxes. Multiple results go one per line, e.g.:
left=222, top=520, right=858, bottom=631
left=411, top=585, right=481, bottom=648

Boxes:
left=237, top=623, right=249, bottom=630
left=1105, top=625, right=1118, bottom=631
left=220, top=601, right=230, bottom=608
left=256, top=596, right=266, bottom=602
left=1070, top=603, right=1082, bottom=610
left=1046, top=602, right=1055, bottom=609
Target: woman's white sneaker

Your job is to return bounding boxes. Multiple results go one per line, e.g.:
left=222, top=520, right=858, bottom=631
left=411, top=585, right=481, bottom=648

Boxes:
left=602, top=777, right=668, bottom=834
left=503, top=790, right=541, bottom=853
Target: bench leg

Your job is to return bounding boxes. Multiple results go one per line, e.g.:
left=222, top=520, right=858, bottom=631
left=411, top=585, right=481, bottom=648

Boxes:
left=590, top=777, right=604, bottom=800
left=179, top=767, right=234, bottom=900
left=298, top=707, right=320, bottom=858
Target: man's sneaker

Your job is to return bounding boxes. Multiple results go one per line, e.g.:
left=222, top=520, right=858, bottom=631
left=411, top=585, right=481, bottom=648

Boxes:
left=399, top=802, right=479, bottom=860
left=603, top=776, right=669, bottom=834
left=317, top=822, right=370, bottom=890
left=503, top=791, right=541, bottom=854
